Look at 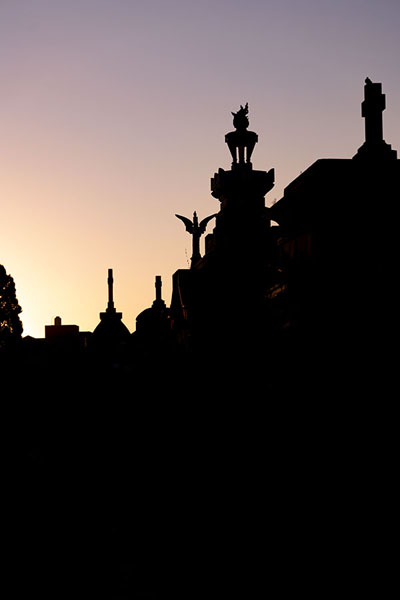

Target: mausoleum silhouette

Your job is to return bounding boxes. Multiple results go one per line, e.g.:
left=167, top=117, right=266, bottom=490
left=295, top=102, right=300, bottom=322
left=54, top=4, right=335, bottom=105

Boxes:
left=3, top=78, right=398, bottom=391
left=2, top=78, right=398, bottom=600
left=165, top=78, right=398, bottom=390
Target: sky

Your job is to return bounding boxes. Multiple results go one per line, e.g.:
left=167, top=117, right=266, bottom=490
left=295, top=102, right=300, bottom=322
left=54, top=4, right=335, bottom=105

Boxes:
left=1, top=0, right=399, bottom=338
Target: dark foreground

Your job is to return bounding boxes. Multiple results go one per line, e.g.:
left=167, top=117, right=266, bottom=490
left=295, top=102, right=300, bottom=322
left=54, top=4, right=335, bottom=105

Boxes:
left=2, top=342, right=395, bottom=598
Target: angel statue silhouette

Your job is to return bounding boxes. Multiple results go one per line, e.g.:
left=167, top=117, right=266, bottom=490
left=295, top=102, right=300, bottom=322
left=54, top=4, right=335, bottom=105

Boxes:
left=175, top=211, right=217, bottom=268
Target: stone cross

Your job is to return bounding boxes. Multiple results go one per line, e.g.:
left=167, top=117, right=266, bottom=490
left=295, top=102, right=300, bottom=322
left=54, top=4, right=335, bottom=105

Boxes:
left=362, top=77, right=385, bottom=147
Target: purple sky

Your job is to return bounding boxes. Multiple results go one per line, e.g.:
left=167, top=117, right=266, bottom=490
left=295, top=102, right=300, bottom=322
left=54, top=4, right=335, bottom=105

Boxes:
left=1, top=0, right=399, bottom=337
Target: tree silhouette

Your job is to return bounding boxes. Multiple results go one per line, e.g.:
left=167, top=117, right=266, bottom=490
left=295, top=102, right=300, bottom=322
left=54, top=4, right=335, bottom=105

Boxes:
left=0, top=264, right=23, bottom=348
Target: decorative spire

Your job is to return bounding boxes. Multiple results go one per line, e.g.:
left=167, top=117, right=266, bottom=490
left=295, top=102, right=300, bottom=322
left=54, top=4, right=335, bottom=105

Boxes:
left=152, top=275, right=166, bottom=309
left=107, top=268, right=116, bottom=313
left=225, top=103, right=258, bottom=167
left=98, top=267, right=122, bottom=320
left=92, top=267, right=130, bottom=340
left=155, top=275, right=162, bottom=303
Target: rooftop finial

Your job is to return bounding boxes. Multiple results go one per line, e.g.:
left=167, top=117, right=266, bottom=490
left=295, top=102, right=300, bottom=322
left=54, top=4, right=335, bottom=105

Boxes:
left=225, top=103, right=258, bottom=168
left=155, top=275, right=162, bottom=303
left=353, top=78, right=397, bottom=160
left=232, top=103, right=249, bottom=130
left=107, top=268, right=115, bottom=313
left=363, top=78, right=385, bottom=146
left=93, top=268, right=130, bottom=338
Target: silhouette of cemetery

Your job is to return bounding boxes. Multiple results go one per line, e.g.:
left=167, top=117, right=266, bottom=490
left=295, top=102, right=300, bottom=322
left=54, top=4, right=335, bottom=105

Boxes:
left=2, top=77, right=399, bottom=598
left=1, top=78, right=399, bottom=389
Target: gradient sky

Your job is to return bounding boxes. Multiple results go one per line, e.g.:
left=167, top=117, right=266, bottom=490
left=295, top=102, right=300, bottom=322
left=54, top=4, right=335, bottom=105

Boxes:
left=1, top=0, right=399, bottom=337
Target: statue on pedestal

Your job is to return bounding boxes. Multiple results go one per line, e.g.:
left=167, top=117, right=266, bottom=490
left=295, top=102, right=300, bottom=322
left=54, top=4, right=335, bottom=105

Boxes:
left=175, top=211, right=217, bottom=268
left=225, top=102, right=258, bottom=167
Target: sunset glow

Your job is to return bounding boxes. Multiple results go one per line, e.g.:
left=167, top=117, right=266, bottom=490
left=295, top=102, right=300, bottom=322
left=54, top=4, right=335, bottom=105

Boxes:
left=1, top=0, right=399, bottom=337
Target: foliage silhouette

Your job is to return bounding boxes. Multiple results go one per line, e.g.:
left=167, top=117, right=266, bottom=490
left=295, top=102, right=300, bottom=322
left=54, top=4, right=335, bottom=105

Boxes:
left=0, top=264, right=23, bottom=349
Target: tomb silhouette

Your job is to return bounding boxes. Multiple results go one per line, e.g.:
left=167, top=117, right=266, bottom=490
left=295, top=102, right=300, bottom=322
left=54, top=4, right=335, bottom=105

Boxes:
left=3, top=78, right=399, bottom=599
left=8, top=78, right=398, bottom=391
left=269, top=77, right=399, bottom=392
left=170, top=101, right=276, bottom=367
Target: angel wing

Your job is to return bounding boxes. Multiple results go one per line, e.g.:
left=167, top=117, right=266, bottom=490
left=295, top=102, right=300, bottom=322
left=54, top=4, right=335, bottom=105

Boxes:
left=175, top=214, right=194, bottom=233
left=199, top=213, right=217, bottom=234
